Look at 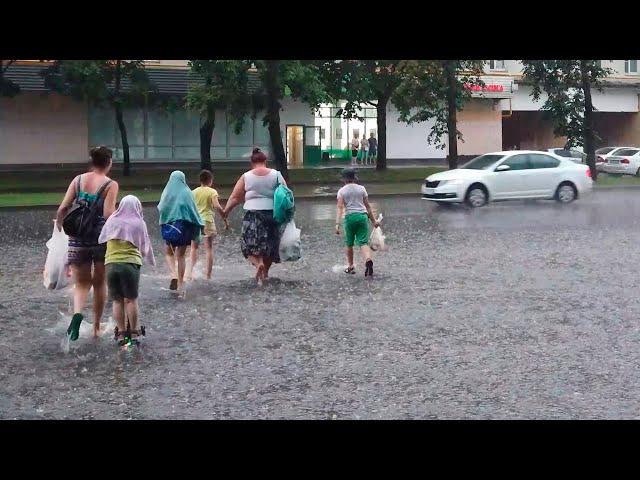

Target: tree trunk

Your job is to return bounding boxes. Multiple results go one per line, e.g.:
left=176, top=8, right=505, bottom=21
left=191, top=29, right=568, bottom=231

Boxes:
left=115, top=103, right=130, bottom=177
left=199, top=108, right=214, bottom=171
left=376, top=98, right=388, bottom=171
left=580, top=60, right=597, bottom=181
left=264, top=60, right=288, bottom=180
left=114, top=60, right=131, bottom=177
left=444, top=60, right=459, bottom=170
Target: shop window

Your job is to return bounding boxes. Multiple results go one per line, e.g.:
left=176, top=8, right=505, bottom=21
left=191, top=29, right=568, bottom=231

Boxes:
left=88, top=107, right=116, bottom=147
left=625, top=60, right=638, bottom=74
left=488, top=60, right=505, bottom=71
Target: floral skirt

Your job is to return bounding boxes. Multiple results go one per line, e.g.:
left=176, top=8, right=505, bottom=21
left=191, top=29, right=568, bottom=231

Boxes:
left=241, top=210, right=280, bottom=263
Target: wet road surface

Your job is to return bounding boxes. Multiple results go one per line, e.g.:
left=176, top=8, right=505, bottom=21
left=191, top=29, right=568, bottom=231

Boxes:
left=2, top=191, right=640, bottom=419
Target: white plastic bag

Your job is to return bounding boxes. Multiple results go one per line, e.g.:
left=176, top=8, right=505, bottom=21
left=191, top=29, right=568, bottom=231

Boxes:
left=279, top=220, right=301, bottom=262
left=369, top=214, right=386, bottom=252
left=43, top=221, right=71, bottom=290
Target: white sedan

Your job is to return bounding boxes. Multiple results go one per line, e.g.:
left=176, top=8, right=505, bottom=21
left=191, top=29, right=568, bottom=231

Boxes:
left=598, top=147, right=640, bottom=176
left=421, top=150, right=593, bottom=208
left=596, top=147, right=633, bottom=172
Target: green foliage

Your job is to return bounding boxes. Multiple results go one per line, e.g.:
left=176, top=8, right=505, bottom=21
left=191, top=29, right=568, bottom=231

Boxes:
left=252, top=60, right=333, bottom=118
left=319, top=60, right=403, bottom=118
left=42, top=60, right=157, bottom=108
left=186, top=60, right=252, bottom=133
left=393, top=60, right=485, bottom=149
left=521, top=60, right=612, bottom=147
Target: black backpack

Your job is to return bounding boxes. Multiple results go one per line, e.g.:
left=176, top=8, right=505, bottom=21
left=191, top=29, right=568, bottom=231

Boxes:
left=62, top=176, right=112, bottom=239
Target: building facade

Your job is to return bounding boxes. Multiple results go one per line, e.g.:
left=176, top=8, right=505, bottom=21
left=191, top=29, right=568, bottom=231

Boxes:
left=1, top=60, right=639, bottom=168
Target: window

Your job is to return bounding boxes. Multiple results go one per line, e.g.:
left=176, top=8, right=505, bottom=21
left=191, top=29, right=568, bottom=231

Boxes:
left=335, top=128, right=342, bottom=140
left=488, top=60, right=505, bottom=70
left=529, top=154, right=560, bottom=169
left=596, top=147, right=616, bottom=155
left=625, top=60, right=638, bottom=74
left=502, top=154, right=531, bottom=170
left=615, top=148, right=640, bottom=157
left=461, top=154, right=505, bottom=170
left=553, top=149, right=573, bottom=158
left=319, top=128, right=326, bottom=140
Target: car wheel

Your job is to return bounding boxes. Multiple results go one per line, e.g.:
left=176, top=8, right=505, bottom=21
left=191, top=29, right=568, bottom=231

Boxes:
left=635, top=167, right=640, bottom=177
left=555, top=182, right=577, bottom=204
left=465, top=185, right=488, bottom=208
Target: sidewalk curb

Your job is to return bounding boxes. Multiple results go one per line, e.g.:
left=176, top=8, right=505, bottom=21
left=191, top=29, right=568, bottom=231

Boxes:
left=0, top=191, right=420, bottom=210
left=0, top=184, right=637, bottom=210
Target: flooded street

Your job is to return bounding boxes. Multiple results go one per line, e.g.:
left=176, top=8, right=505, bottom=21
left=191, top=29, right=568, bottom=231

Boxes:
left=2, top=191, right=640, bottom=419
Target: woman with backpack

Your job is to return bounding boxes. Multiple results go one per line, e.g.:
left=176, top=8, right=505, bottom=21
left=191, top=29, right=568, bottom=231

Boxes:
left=157, top=170, right=204, bottom=295
left=223, top=148, right=286, bottom=285
left=55, top=146, right=119, bottom=341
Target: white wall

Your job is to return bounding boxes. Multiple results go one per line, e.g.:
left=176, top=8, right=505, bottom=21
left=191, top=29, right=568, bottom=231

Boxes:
left=280, top=98, right=315, bottom=127
left=0, top=93, right=88, bottom=165
left=508, top=85, right=639, bottom=113
left=386, top=105, right=446, bottom=159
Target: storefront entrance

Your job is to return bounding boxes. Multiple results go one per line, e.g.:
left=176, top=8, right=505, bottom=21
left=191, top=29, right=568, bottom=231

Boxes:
left=286, top=125, right=304, bottom=167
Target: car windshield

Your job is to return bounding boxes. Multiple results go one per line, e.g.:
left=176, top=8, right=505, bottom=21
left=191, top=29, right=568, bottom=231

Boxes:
left=596, top=147, right=615, bottom=155
left=461, top=154, right=505, bottom=170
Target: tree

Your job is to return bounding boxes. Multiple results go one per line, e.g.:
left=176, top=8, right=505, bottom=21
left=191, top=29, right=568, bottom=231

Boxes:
left=0, top=60, right=20, bottom=97
left=251, top=60, right=331, bottom=180
left=393, top=60, right=485, bottom=170
left=186, top=60, right=252, bottom=171
left=319, top=60, right=405, bottom=170
left=521, top=60, right=612, bottom=180
left=43, top=60, right=157, bottom=176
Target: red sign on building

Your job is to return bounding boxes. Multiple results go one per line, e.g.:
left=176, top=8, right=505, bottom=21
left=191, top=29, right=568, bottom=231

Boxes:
left=464, top=83, right=505, bottom=92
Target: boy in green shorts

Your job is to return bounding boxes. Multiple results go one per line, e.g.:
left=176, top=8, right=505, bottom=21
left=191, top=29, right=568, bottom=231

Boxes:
left=335, top=168, right=380, bottom=276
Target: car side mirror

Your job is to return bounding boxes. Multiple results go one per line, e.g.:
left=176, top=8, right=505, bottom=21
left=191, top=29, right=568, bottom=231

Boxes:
left=495, top=164, right=511, bottom=172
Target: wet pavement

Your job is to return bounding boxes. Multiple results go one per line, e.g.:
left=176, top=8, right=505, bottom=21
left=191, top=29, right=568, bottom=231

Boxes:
left=2, top=191, right=640, bottom=419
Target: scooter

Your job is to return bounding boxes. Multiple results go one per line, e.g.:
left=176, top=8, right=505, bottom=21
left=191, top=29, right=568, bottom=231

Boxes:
left=114, top=321, right=146, bottom=347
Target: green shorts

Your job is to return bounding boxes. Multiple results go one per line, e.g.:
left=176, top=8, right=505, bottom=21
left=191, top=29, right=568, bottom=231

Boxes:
left=106, top=263, right=141, bottom=300
left=343, top=212, right=370, bottom=247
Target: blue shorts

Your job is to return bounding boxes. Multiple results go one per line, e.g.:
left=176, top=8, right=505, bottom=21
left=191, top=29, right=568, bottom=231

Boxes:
left=161, top=220, right=199, bottom=247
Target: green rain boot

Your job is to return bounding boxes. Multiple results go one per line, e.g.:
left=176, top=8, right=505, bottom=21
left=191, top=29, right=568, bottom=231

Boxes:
left=67, top=313, right=83, bottom=341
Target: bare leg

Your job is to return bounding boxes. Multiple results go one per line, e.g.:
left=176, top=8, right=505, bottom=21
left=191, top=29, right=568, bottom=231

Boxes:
left=175, top=245, right=188, bottom=291
left=187, top=240, right=198, bottom=281
left=91, top=261, right=106, bottom=336
left=360, top=245, right=372, bottom=264
left=113, top=299, right=125, bottom=331
left=165, top=244, right=177, bottom=279
left=263, top=257, right=273, bottom=278
left=72, top=263, right=92, bottom=316
left=248, top=255, right=265, bottom=283
left=346, top=247, right=355, bottom=269
left=124, top=298, right=139, bottom=332
left=205, top=236, right=214, bottom=280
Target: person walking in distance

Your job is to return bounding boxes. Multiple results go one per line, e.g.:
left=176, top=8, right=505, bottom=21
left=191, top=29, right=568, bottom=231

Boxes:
left=360, top=136, right=369, bottom=166
left=367, top=132, right=378, bottom=165
left=351, top=134, right=360, bottom=166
